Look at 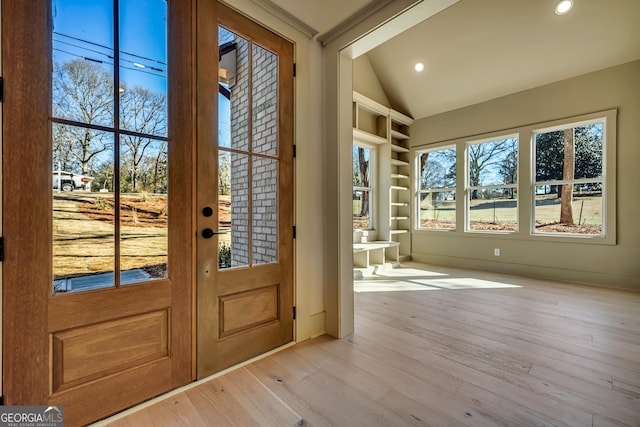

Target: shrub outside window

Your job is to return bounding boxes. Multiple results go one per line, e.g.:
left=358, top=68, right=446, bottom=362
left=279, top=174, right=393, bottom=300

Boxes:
left=466, top=136, right=518, bottom=232
left=417, top=147, right=456, bottom=230
left=353, top=144, right=373, bottom=230
left=533, top=120, right=605, bottom=236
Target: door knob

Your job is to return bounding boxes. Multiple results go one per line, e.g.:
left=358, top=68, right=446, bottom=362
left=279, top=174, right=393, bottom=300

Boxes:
left=202, top=228, right=215, bottom=238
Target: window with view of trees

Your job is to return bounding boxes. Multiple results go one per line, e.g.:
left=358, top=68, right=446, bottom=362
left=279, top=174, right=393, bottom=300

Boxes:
left=51, top=0, right=169, bottom=293
left=533, top=120, right=605, bottom=235
left=466, top=136, right=518, bottom=232
left=414, top=112, right=612, bottom=241
left=353, top=145, right=373, bottom=230
left=417, top=147, right=456, bottom=230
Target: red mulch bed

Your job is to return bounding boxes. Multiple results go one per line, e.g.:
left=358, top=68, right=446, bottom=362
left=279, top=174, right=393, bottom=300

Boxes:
left=80, top=197, right=232, bottom=229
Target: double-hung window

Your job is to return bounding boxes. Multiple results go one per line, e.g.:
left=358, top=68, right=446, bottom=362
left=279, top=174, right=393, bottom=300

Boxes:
left=533, top=119, right=606, bottom=236
left=466, top=136, right=518, bottom=232
left=353, top=144, right=374, bottom=230
left=416, top=146, right=456, bottom=230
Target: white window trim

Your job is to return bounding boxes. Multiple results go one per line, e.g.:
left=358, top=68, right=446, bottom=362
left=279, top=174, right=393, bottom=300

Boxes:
left=530, top=111, right=615, bottom=243
left=411, top=109, right=616, bottom=245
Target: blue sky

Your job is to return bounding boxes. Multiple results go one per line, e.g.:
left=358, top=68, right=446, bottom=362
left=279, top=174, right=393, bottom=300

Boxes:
left=52, top=0, right=231, bottom=147
left=52, top=0, right=167, bottom=93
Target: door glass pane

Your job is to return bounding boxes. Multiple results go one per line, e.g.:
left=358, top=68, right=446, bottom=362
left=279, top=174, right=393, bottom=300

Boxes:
left=52, top=0, right=114, bottom=127
left=219, top=27, right=250, bottom=151
left=253, top=157, right=278, bottom=264
left=52, top=0, right=169, bottom=292
left=218, top=151, right=232, bottom=268
left=252, top=44, right=278, bottom=156
left=119, top=0, right=167, bottom=138
left=219, top=151, right=250, bottom=269
left=217, top=26, right=282, bottom=269
left=120, top=137, right=168, bottom=284
left=53, top=124, right=115, bottom=294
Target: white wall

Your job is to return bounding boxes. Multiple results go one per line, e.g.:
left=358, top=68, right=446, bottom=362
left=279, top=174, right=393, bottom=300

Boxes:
left=353, top=55, right=389, bottom=107
left=321, top=0, right=423, bottom=337
left=352, top=58, right=390, bottom=245
left=410, top=60, right=640, bottom=290
left=223, top=0, right=328, bottom=339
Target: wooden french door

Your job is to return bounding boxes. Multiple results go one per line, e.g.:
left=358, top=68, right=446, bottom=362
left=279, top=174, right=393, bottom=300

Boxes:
left=196, top=2, right=294, bottom=377
left=2, top=1, right=193, bottom=426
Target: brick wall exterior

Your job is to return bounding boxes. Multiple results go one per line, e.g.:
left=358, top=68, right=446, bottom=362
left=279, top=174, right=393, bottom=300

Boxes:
left=229, top=38, right=279, bottom=267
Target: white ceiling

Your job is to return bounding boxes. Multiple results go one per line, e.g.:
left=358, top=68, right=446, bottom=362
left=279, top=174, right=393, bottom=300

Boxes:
left=365, top=0, right=640, bottom=119
left=261, top=0, right=640, bottom=120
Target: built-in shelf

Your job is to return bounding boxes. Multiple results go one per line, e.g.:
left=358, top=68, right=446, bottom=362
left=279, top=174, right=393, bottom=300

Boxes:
left=390, top=229, right=409, bottom=235
left=353, top=128, right=387, bottom=145
left=391, top=159, right=409, bottom=167
left=391, top=173, right=409, bottom=180
left=389, top=109, right=412, bottom=261
left=390, top=144, right=410, bottom=153
left=353, top=91, right=414, bottom=270
left=391, top=129, right=410, bottom=140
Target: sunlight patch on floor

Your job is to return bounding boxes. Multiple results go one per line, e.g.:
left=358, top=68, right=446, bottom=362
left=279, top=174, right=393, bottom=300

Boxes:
left=422, top=277, right=521, bottom=289
left=355, top=264, right=521, bottom=293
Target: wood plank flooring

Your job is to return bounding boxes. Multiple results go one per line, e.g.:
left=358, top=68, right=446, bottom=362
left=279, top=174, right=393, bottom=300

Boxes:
left=103, top=263, right=640, bottom=426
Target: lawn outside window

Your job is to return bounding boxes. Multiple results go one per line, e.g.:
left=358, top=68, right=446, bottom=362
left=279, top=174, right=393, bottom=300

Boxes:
left=466, top=135, right=518, bottom=233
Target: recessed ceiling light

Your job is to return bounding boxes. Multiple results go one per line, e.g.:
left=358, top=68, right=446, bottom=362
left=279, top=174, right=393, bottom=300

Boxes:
left=414, top=62, right=424, bottom=72
left=555, top=0, right=573, bottom=15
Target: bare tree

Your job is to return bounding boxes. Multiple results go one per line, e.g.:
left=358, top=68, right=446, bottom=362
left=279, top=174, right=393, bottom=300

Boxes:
left=151, top=141, right=168, bottom=193
left=53, top=59, right=169, bottom=193
left=119, top=85, right=167, bottom=192
left=52, top=59, right=113, bottom=174
left=498, top=139, right=518, bottom=199
left=467, top=139, right=514, bottom=199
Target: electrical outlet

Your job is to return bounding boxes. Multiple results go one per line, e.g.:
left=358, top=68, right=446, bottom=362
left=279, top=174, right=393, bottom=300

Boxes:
left=494, top=248, right=501, bottom=256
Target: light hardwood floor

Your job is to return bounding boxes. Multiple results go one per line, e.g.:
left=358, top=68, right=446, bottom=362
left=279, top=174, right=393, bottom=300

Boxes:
left=104, top=263, right=640, bottom=426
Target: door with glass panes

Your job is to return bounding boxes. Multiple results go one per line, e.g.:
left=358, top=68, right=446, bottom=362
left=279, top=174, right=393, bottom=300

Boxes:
left=2, top=1, right=192, bottom=425
left=196, top=2, right=294, bottom=377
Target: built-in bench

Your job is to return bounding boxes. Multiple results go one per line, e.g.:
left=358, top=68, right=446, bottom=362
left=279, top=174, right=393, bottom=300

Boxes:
left=353, top=241, right=400, bottom=269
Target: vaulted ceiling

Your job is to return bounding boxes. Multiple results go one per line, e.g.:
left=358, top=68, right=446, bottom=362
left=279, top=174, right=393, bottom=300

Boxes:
left=257, top=0, right=640, bottom=119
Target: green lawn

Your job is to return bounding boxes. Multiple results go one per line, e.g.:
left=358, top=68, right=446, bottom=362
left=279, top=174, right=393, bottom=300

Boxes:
left=419, top=194, right=602, bottom=234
